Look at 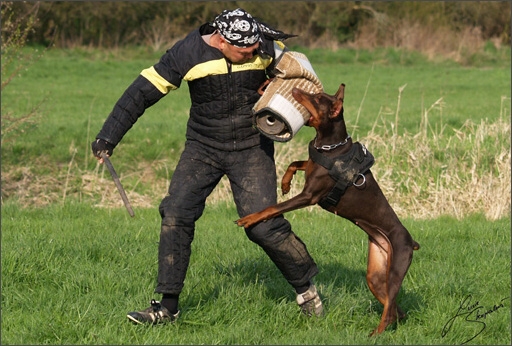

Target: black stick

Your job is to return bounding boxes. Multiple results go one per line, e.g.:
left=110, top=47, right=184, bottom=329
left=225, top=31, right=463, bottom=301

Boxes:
left=101, top=152, right=135, bottom=217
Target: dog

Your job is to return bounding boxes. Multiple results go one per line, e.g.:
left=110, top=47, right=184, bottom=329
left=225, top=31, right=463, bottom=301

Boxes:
left=236, top=83, right=420, bottom=336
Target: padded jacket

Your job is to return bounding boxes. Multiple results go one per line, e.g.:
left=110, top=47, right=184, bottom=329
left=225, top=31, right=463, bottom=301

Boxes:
left=97, top=23, right=286, bottom=151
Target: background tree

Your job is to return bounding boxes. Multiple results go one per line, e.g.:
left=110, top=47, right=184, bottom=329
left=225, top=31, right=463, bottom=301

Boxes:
left=12, top=1, right=509, bottom=50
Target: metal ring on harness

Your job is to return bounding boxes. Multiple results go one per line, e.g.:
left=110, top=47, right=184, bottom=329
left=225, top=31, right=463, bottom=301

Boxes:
left=353, top=173, right=366, bottom=187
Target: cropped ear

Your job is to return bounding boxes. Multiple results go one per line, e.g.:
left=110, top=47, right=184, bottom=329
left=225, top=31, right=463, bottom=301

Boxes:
left=330, top=99, right=344, bottom=119
left=334, top=83, right=345, bottom=101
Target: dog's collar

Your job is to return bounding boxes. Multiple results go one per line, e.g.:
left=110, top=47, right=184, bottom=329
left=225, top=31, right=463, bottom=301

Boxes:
left=313, top=135, right=351, bottom=151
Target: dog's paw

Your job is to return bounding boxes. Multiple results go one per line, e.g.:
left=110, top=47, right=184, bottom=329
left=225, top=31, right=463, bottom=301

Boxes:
left=234, top=219, right=245, bottom=227
left=235, top=216, right=255, bottom=228
left=236, top=214, right=267, bottom=228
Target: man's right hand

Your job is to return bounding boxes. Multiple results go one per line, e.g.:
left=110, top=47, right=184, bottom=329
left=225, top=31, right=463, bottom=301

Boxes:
left=91, top=138, right=115, bottom=162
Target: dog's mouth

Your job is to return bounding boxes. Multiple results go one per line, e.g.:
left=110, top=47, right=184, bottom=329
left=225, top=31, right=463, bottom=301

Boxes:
left=297, top=103, right=316, bottom=126
left=304, top=114, right=316, bottom=126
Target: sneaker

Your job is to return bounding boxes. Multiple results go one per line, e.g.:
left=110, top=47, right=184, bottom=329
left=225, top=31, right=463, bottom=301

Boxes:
left=296, top=284, right=324, bottom=317
left=127, top=299, right=180, bottom=325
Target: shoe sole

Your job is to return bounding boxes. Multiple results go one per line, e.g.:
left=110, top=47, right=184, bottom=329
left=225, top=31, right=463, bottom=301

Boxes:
left=127, top=314, right=145, bottom=325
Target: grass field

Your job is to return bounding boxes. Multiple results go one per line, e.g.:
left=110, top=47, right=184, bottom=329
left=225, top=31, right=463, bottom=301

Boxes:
left=1, top=203, right=510, bottom=345
left=1, top=46, right=511, bottom=344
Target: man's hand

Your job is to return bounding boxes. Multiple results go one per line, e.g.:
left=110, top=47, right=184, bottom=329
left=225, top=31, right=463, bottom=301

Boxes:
left=91, top=138, right=115, bottom=163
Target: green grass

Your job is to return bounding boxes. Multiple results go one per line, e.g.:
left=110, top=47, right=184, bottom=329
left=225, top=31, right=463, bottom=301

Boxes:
left=2, top=46, right=510, bottom=166
left=1, top=202, right=510, bottom=344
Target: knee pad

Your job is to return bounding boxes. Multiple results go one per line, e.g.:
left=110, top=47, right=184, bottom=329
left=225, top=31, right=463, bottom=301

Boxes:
left=159, top=195, right=177, bottom=219
left=161, top=215, right=195, bottom=229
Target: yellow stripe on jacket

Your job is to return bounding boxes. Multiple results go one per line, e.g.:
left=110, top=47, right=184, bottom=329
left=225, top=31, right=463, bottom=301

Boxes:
left=140, top=66, right=177, bottom=94
left=141, top=50, right=275, bottom=92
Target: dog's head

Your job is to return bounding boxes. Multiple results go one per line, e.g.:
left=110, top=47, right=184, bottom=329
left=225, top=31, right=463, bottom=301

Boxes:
left=292, top=84, right=345, bottom=130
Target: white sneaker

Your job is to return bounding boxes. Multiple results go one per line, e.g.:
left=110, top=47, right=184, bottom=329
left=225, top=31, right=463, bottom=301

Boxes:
left=127, top=299, right=180, bottom=325
left=296, top=284, right=324, bottom=317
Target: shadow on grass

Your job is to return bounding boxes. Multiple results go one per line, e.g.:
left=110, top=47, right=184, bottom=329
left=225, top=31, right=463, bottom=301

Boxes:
left=188, top=254, right=423, bottom=324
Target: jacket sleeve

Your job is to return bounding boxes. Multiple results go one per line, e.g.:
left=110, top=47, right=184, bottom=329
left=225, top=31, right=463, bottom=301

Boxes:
left=96, top=74, right=167, bottom=146
left=96, top=45, right=184, bottom=147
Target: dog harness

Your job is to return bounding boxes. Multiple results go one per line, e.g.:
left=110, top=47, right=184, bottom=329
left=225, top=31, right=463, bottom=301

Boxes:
left=308, top=141, right=375, bottom=209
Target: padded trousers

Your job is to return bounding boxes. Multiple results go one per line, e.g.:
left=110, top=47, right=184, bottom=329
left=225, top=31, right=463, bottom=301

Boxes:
left=155, top=139, right=318, bottom=295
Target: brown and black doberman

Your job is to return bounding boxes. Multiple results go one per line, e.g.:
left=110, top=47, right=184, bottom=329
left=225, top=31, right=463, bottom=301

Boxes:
left=237, top=83, right=420, bottom=336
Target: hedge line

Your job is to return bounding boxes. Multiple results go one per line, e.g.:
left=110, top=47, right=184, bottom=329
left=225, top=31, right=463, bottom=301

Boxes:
left=5, top=1, right=510, bottom=49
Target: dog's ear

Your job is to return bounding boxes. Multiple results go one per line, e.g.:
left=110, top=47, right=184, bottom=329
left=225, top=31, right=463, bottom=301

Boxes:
left=330, top=100, right=344, bottom=119
left=330, top=83, right=345, bottom=119
left=334, top=83, right=345, bottom=101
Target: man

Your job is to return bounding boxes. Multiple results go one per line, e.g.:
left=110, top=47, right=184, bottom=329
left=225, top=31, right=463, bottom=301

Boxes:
left=92, top=8, right=322, bottom=324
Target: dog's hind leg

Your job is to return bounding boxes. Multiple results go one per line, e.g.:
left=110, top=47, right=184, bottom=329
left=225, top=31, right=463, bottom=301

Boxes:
left=365, top=234, right=397, bottom=336
left=357, top=220, right=413, bottom=335
left=366, top=236, right=389, bottom=306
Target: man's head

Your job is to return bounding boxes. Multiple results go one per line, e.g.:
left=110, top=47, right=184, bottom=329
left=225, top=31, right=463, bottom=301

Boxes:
left=211, top=8, right=297, bottom=63
left=212, top=8, right=261, bottom=64
left=215, top=36, right=259, bottom=64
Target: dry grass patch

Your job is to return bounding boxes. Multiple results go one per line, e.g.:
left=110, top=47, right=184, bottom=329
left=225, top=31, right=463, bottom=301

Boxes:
left=364, top=117, right=510, bottom=220
left=1, top=116, right=509, bottom=220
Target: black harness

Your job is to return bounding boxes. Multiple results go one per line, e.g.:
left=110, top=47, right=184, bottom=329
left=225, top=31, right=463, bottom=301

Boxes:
left=308, top=141, right=375, bottom=209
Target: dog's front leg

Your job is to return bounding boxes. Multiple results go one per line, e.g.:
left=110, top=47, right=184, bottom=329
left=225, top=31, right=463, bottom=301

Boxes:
left=236, top=164, right=332, bottom=228
left=281, top=160, right=308, bottom=195
left=235, top=190, right=318, bottom=228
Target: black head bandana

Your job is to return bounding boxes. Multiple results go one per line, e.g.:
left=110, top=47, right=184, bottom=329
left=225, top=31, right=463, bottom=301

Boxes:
left=212, top=8, right=260, bottom=48
left=212, top=8, right=297, bottom=48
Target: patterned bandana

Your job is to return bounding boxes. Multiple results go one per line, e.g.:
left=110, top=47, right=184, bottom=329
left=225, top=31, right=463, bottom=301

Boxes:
left=212, top=8, right=260, bottom=48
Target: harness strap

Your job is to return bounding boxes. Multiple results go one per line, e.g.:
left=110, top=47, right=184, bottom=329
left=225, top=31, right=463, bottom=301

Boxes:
left=308, top=141, right=375, bottom=209
left=308, top=143, right=334, bottom=170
